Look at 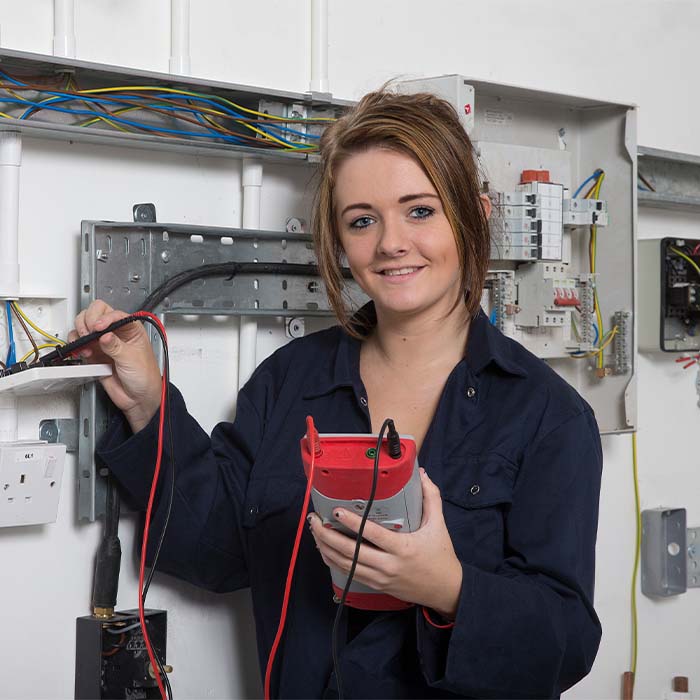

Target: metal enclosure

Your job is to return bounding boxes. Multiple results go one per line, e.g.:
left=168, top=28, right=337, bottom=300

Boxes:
left=403, top=76, right=637, bottom=433
left=639, top=237, right=700, bottom=353
left=641, top=508, right=687, bottom=597
left=0, top=48, right=348, bottom=161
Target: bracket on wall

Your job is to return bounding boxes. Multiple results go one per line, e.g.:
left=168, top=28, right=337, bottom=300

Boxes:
left=39, top=418, right=79, bottom=453
left=641, top=508, right=700, bottom=596
left=78, top=218, right=366, bottom=521
left=638, top=146, right=700, bottom=211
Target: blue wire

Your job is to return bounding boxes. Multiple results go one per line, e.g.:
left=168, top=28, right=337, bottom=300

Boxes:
left=0, top=96, right=263, bottom=143
left=5, top=302, right=16, bottom=366
left=489, top=309, right=497, bottom=325
left=7, top=77, right=311, bottom=147
left=0, top=70, right=309, bottom=148
left=592, top=323, right=599, bottom=346
left=572, top=169, right=603, bottom=199
left=0, top=69, right=25, bottom=86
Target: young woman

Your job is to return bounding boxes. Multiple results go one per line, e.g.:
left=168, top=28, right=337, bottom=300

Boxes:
left=72, top=89, right=602, bottom=698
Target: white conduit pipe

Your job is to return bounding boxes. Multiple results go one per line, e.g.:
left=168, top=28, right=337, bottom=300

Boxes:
left=169, top=0, right=191, bottom=75
left=310, top=0, right=329, bottom=93
left=53, top=0, right=76, bottom=58
left=0, top=131, right=21, bottom=442
left=238, top=159, right=263, bottom=391
left=0, top=132, right=21, bottom=301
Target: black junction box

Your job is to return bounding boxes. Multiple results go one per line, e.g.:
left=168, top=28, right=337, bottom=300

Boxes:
left=75, top=609, right=167, bottom=700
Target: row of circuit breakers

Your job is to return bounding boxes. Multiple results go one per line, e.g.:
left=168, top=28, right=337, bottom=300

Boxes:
left=492, top=170, right=607, bottom=262
left=484, top=169, right=609, bottom=361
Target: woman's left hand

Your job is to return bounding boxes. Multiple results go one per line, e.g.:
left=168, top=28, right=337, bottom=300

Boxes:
left=307, top=468, right=463, bottom=619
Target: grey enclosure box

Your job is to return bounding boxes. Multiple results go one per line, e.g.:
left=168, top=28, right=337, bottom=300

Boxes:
left=641, top=508, right=687, bottom=597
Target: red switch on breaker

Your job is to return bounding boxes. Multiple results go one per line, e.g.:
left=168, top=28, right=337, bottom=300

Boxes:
left=520, top=170, right=551, bottom=184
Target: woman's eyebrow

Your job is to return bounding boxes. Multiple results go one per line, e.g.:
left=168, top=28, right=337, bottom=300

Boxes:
left=341, top=193, right=440, bottom=217
left=340, top=202, right=373, bottom=217
left=397, top=193, right=440, bottom=204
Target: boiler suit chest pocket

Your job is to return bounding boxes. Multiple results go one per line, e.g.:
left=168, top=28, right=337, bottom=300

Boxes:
left=439, top=453, right=517, bottom=569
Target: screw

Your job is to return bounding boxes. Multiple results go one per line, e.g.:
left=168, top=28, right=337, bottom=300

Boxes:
left=40, top=422, right=58, bottom=442
left=161, top=251, right=171, bottom=263
left=130, top=273, right=141, bottom=282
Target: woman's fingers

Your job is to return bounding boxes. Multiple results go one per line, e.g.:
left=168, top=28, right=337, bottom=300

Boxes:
left=308, top=514, right=388, bottom=569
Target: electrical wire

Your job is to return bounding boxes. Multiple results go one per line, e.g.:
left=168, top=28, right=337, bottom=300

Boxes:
left=11, top=301, right=65, bottom=345
left=331, top=419, right=392, bottom=700
left=0, top=69, right=332, bottom=152
left=132, top=311, right=171, bottom=700
left=137, top=262, right=353, bottom=314
left=10, top=302, right=39, bottom=364
left=5, top=302, right=16, bottom=366
left=588, top=172, right=607, bottom=369
left=669, top=246, right=700, bottom=279
left=569, top=326, right=618, bottom=359
left=630, top=433, right=641, bottom=679
left=637, top=172, right=656, bottom=193
left=572, top=169, right=603, bottom=199
left=103, top=621, right=143, bottom=635
left=264, top=416, right=319, bottom=700
left=142, top=330, right=176, bottom=603
left=18, top=342, right=61, bottom=364
left=102, top=633, right=126, bottom=657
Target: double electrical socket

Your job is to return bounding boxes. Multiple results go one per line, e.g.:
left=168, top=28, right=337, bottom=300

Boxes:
left=0, top=441, right=65, bottom=527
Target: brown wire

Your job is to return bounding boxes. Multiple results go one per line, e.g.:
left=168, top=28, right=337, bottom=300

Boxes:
left=10, top=302, right=40, bottom=364
left=638, top=172, right=656, bottom=192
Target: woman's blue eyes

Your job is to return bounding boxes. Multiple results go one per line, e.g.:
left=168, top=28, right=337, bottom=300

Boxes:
left=349, top=207, right=435, bottom=229
left=409, top=206, right=434, bottom=220
left=350, top=216, right=374, bottom=229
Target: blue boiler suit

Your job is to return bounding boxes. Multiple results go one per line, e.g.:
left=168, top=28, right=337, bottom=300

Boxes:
left=98, top=306, right=603, bottom=699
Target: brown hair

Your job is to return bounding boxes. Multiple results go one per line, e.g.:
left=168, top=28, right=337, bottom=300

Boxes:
left=312, top=88, right=490, bottom=336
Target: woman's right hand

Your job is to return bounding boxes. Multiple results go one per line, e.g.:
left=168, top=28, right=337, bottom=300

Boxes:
left=69, top=300, right=163, bottom=433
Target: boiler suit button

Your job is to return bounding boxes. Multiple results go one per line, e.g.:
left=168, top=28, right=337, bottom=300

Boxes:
left=470, top=484, right=480, bottom=495
left=466, top=386, right=476, bottom=398
left=360, top=396, right=368, bottom=406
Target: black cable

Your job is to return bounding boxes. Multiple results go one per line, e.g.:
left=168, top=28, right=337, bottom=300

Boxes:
left=331, top=418, right=393, bottom=700
left=91, top=475, right=122, bottom=612
left=137, top=261, right=354, bottom=313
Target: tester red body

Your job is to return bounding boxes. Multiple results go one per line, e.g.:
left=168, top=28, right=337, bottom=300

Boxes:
left=301, top=433, right=422, bottom=611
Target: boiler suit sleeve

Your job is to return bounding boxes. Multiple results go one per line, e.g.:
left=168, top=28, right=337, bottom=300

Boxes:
left=417, top=409, right=603, bottom=699
left=96, top=369, right=272, bottom=594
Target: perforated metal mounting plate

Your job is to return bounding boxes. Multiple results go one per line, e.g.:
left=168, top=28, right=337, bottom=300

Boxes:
left=78, top=219, right=366, bottom=521
left=81, top=220, right=364, bottom=316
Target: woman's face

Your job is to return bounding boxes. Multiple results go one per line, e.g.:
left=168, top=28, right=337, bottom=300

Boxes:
left=335, top=147, right=463, bottom=322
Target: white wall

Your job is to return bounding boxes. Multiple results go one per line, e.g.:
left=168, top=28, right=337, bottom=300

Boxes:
left=0, top=1, right=698, bottom=698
